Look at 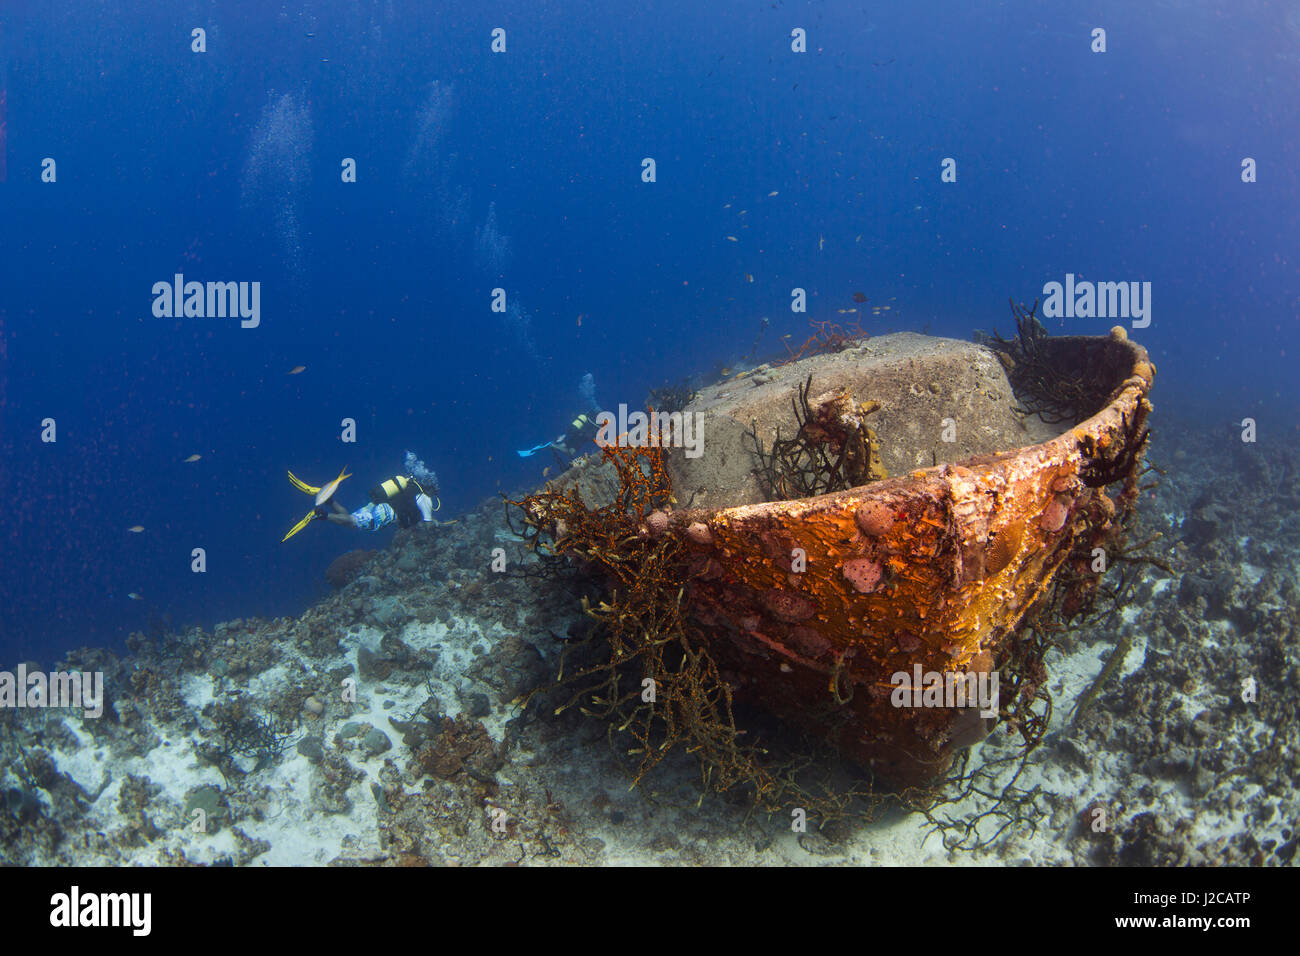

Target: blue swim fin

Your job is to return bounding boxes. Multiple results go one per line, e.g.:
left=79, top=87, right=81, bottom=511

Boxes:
left=517, top=441, right=555, bottom=458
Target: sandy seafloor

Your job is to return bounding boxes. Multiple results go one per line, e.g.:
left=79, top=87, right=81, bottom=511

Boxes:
left=2, top=414, right=1297, bottom=867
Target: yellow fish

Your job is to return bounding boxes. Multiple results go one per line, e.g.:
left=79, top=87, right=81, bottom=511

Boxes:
left=128, top=525, right=145, bottom=533
left=183, top=454, right=201, bottom=463
left=726, top=235, right=738, bottom=242
left=288, top=365, right=306, bottom=375
left=289, top=466, right=351, bottom=507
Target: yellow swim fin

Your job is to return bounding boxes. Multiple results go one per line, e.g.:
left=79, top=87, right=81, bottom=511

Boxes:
left=283, top=466, right=351, bottom=541
left=287, top=470, right=322, bottom=496
left=282, top=509, right=318, bottom=542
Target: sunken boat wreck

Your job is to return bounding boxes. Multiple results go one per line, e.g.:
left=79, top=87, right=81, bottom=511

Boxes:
left=516, top=307, right=1155, bottom=801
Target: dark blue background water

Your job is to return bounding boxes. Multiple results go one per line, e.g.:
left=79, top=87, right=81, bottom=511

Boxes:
left=2, top=0, right=1297, bottom=664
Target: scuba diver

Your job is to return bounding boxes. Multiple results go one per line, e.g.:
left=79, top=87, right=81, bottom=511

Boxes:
left=517, top=410, right=600, bottom=459
left=323, top=474, right=438, bottom=531
left=281, top=458, right=440, bottom=541
left=517, top=371, right=601, bottom=459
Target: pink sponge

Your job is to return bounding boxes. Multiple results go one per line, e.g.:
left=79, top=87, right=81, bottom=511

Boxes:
left=841, top=558, right=883, bottom=593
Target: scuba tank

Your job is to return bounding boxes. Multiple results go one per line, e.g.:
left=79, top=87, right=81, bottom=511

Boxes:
left=369, top=475, right=425, bottom=528
left=369, top=475, right=412, bottom=504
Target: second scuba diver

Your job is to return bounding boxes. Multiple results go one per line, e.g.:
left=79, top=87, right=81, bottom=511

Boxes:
left=517, top=371, right=602, bottom=460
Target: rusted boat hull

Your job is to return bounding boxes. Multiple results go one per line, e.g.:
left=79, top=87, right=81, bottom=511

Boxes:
left=677, top=327, right=1155, bottom=786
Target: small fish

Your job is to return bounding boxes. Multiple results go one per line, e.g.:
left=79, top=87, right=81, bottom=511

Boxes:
left=745, top=273, right=754, bottom=283
left=723, top=203, right=731, bottom=209
left=767, top=190, right=779, bottom=197
left=127, top=592, right=143, bottom=601
left=726, top=236, right=738, bottom=242
left=128, top=525, right=145, bottom=533
left=312, top=467, right=351, bottom=506
left=853, top=292, right=867, bottom=303
left=856, top=235, right=862, bottom=242
left=542, top=467, right=550, bottom=477
left=576, top=314, right=584, bottom=326
left=738, top=210, right=747, bottom=216
left=837, top=308, right=849, bottom=314
left=818, top=235, right=825, bottom=250
left=882, top=305, right=891, bottom=311
left=183, top=454, right=202, bottom=463
left=288, top=365, right=306, bottom=375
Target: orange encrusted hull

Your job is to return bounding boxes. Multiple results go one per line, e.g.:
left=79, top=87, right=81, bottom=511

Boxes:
left=674, top=327, right=1155, bottom=786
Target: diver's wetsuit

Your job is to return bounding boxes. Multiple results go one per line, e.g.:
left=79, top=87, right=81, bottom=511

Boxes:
left=350, top=502, right=398, bottom=531
left=341, top=476, right=433, bottom=531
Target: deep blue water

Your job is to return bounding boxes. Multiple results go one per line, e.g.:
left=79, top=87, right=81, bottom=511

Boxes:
left=1, top=0, right=1297, bottom=664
